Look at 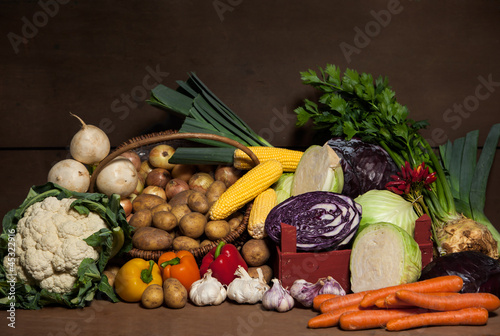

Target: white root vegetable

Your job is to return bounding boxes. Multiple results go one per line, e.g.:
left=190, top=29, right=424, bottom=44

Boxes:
left=96, top=156, right=139, bottom=197
left=47, top=159, right=90, bottom=192
left=69, top=113, right=110, bottom=165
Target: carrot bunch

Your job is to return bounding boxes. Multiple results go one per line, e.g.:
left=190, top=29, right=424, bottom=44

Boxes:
left=307, top=275, right=500, bottom=331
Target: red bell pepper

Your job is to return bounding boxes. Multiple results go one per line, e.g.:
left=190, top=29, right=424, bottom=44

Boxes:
left=200, top=241, right=248, bottom=286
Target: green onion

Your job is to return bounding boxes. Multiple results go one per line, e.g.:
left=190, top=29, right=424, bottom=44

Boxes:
left=439, top=123, right=500, bottom=252
left=147, top=73, right=272, bottom=164
left=168, top=147, right=235, bottom=165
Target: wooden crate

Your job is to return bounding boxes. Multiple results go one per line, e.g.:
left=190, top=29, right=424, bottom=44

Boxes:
left=272, top=215, right=434, bottom=293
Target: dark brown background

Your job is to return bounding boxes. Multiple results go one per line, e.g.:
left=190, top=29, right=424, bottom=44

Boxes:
left=1, top=0, right=499, bottom=228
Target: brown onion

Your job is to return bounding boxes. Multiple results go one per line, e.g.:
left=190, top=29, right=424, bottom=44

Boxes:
left=120, top=198, right=133, bottom=217
left=146, top=168, right=171, bottom=188
left=132, top=177, right=145, bottom=196
left=120, top=151, right=142, bottom=171
left=188, top=172, right=214, bottom=194
left=142, top=185, right=167, bottom=200
left=171, top=164, right=196, bottom=182
left=215, top=165, right=243, bottom=188
left=196, top=164, right=215, bottom=175
left=148, top=144, right=176, bottom=170
left=165, top=178, right=190, bottom=200
left=139, top=160, right=154, bottom=181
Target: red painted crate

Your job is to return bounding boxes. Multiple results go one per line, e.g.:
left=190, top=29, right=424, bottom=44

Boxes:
left=272, top=215, right=434, bottom=293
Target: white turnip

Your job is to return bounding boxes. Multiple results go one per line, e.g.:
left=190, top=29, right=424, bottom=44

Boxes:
left=69, top=113, right=110, bottom=165
left=96, top=156, right=139, bottom=197
left=47, top=159, right=90, bottom=193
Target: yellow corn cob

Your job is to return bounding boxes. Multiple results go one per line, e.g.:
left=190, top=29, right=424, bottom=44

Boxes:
left=247, top=188, right=277, bottom=239
left=233, top=147, right=303, bottom=172
left=209, top=159, right=283, bottom=220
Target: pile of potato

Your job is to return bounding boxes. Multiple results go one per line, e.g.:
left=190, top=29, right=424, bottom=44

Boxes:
left=120, top=144, right=245, bottom=252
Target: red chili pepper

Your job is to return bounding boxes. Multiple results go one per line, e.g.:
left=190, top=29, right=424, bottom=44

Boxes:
left=199, top=241, right=248, bottom=286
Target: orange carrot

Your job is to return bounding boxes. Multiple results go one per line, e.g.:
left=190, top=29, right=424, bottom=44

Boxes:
left=376, top=292, right=461, bottom=309
left=313, top=294, right=338, bottom=311
left=359, top=275, right=463, bottom=308
left=385, top=307, right=489, bottom=331
left=374, top=297, right=414, bottom=309
left=395, top=290, right=500, bottom=312
left=320, top=290, right=370, bottom=313
left=308, top=304, right=365, bottom=328
left=338, top=308, right=423, bottom=330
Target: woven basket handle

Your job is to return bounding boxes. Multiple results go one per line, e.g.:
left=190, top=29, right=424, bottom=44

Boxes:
left=89, top=132, right=260, bottom=193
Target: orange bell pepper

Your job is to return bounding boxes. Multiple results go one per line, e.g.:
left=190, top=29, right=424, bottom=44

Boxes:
left=158, top=250, right=201, bottom=291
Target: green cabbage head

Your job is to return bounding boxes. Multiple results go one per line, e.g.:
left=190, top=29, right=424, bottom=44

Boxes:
left=349, top=222, right=422, bottom=293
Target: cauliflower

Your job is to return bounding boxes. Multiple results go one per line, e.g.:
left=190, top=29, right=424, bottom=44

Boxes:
left=5, top=196, right=107, bottom=294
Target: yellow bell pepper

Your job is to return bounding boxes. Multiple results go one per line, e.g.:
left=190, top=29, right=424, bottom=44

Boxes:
left=114, top=258, right=163, bottom=302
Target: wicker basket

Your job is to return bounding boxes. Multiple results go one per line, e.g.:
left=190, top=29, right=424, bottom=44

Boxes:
left=88, top=130, right=259, bottom=262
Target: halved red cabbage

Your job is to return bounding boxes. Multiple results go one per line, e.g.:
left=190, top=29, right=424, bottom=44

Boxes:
left=264, top=191, right=362, bottom=252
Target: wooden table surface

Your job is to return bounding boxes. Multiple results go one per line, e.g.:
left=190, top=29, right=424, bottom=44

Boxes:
left=2, top=299, right=500, bottom=336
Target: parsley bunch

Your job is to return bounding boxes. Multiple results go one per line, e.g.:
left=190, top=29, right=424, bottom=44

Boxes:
left=294, top=64, right=429, bottom=168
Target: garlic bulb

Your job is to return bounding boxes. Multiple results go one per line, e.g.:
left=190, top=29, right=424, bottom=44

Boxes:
left=290, top=276, right=346, bottom=307
left=227, top=266, right=270, bottom=304
left=262, top=278, right=294, bottom=312
left=189, top=269, right=227, bottom=306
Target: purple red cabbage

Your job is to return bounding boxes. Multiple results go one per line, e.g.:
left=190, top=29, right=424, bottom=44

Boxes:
left=419, top=251, right=500, bottom=297
left=264, top=191, right=362, bottom=252
left=327, top=137, right=399, bottom=198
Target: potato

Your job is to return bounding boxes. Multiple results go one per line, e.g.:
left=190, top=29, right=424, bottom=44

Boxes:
left=247, top=265, right=273, bottom=284
left=103, top=264, right=121, bottom=288
left=170, top=204, right=191, bottom=222
left=152, top=211, right=178, bottom=231
left=172, top=236, right=200, bottom=250
left=241, top=239, right=271, bottom=267
left=163, top=278, right=187, bottom=309
left=133, top=193, right=166, bottom=212
left=187, top=191, right=210, bottom=213
left=178, top=212, right=207, bottom=239
left=227, top=212, right=244, bottom=231
left=129, top=209, right=153, bottom=229
left=151, top=202, right=173, bottom=216
left=141, top=284, right=164, bottom=309
left=205, top=180, right=226, bottom=204
left=200, top=239, right=213, bottom=248
left=205, top=220, right=231, bottom=241
left=132, top=227, right=173, bottom=250
left=169, top=190, right=195, bottom=207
